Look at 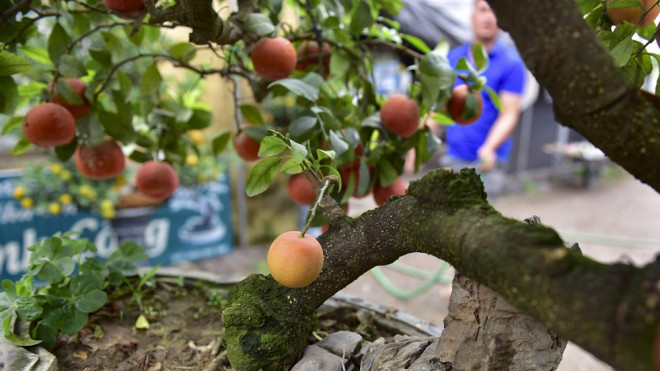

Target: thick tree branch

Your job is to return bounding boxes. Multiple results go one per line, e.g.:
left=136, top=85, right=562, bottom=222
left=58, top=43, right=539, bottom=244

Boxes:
left=487, top=0, right=660, bottom=193
left=224, top=169, right=660, bottom=370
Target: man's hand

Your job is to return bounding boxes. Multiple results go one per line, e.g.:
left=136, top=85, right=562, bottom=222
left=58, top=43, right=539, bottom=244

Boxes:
left=477, top=145, right=497, bottom=172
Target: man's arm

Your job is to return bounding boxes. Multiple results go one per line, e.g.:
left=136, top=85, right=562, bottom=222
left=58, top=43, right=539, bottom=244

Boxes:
left=477, top=91, right=522, bottom=171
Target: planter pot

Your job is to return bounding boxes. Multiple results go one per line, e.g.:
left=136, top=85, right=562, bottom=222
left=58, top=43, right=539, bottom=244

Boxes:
left=10, top=268, right=442, bottom=370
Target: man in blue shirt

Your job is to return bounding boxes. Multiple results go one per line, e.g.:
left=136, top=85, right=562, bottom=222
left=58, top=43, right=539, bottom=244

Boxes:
left=444, top=0, right=526, bottom=197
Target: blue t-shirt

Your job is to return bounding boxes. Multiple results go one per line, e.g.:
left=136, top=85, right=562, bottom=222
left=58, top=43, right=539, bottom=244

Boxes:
left=446, top=40, right=526, bottom=162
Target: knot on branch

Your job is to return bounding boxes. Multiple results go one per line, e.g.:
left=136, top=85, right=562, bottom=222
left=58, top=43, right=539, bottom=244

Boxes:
left=319, top=194, right=348, bottom=226
left=407, top=168, right=487, bottom=210
left=223, top=274, right=314, bottom=371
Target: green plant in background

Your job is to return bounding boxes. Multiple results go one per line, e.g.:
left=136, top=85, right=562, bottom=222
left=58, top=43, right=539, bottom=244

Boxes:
left=0, top=233, right=149, bottom=349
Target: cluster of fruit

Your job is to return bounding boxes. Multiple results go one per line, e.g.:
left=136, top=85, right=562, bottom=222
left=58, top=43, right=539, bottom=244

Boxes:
left=21, top=77, right=179, bottom=202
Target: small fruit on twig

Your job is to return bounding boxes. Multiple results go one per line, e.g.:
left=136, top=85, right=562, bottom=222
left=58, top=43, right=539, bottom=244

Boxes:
left=251, top=37, right=297, bottom=81
left=448, top=84, right=483, bottom=125
left=51, top=78, right=90, bottom=119
left=380, top=95, right=419, bottom=138
left=22, top=103, right=76, bottom=147
left=75, top=140, right=126, bottom=180
left=267, top=231, right=324, bottom=288
left=135, top=161, right=179, bottom=200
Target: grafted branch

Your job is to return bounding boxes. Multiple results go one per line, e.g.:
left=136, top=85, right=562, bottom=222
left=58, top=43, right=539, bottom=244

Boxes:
left=224, top=169, right=660, bottom=370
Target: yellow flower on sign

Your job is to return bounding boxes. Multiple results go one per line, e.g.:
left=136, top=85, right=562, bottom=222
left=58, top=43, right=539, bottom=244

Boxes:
left=60, top=170, right=72, bottom=181
left=12, top=186, right=24, bottom=199
left=48, top=202, right=61, bottom=215
left=21, top=198, right=34, bottom=208
left=49, top=163, right=63, bottom=174
left=188, top=129, right=205, bottom=145
left=100, top=199, right=113, bottom=210
left=80, top=185, right=97, bottom=200
left=100, top=207, right=115, bottom=219
left=186, top=154, right=199, bottom=167
left=59, top=194, right=72, bottom=204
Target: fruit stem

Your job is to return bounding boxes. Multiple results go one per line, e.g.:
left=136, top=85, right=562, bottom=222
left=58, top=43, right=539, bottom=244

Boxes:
left=300, top=177, right=330, bottom=237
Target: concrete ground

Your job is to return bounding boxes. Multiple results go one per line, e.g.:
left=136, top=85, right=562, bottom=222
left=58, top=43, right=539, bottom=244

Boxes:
left=186, top=170, right=660, bottom=370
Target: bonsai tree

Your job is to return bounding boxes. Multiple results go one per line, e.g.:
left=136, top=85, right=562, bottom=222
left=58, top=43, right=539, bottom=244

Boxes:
left=1, top=0, right=659, bottom=370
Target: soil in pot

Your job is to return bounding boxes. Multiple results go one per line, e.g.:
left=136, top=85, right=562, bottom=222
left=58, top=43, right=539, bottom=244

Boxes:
left=50, top=275, right=424, bottom=370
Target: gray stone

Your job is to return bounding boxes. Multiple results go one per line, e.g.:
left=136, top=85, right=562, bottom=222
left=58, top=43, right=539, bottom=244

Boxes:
left=291, top=344, right=345, bottom=371
left=316, top=330, right=363, bottom=357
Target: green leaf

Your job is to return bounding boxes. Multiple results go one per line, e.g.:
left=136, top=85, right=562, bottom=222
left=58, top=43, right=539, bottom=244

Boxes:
left=4, top=331, right=42, bottom=346
left=246, top=157, right=282, bottom=197
left=329, top=130, right=349, bottom=156
left=47, top=23, right=71, bottom=65
left=59, top=305, right=88, bottom=334
left=70, top=275, right=103, bottom=296
left=169, top=42, right=197, bottom=63
left=401, top=34, right=430, bottom=54
left=577, top=0, right=601, bottom=13
left=140, top=63, right=162, bottom=97
left=19, top=46, right=51, bottom=66
left=1, top=280, right=16, bottom=303
left=471, top=43, right=489, bottom=72
left=289, top=116, right=317, bottom=139
left=89, top=49, right=112, bottom=67
left=316, top=149, right=335, bottom=161
left=212, top=130, right=231, bottom=155
left=187, top=108, right=212, bottom=129
left=74, top=290, right=107, bottom=313
left=258, top=135, right=288, bottom=157
left=15, top=297, right=43, bottom=322
left=240, top=104, right=264, bottom=125
left=1, top=116, right=24, bottom=135
left=110, top=241, right=149, bottom=262
left=77, top=116, right=105, bottom=146
left=356, top=161, right=371, bottom=197
left=0, top=76, right=18, bottom=114
left=124, top=25, right=145, bottom=46
left=290, top=140, right=308, bottom=164
left=56, top=78, right=83, bottom=105
left=246, top=13, right=276, bottom=36
left=418, top=50, right=456, bottom=109
left=280, top=158, right=303, bottom=174
left=377, top=160, right=398, bottom=187
left=58, top=55, right=87, bottom=78
left=96, top=109, right=136, bottom=143
left=349, top=0, right=374, bottom=35
left=269, top=78, right=319, bottom=101
left=11, top=137, right=32, bottom=155
left=610, top=36, right=634, bottom=66
left=485, top=86, right=501, bottom=111
left=0, top=49, right=32, bottom=76
left=135, top=314, right=150, bottom=329
left=54, top=136, right=78, bottom=162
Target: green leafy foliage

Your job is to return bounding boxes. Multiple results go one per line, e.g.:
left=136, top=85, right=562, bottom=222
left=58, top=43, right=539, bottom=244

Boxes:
left=0, top=234, right=149, bottom=348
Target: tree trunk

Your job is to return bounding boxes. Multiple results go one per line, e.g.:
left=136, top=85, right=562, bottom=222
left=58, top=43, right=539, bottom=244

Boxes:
left=223, top=169, right=660, bottom=370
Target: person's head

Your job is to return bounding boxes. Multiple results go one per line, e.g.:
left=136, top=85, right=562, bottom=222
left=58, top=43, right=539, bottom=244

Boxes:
left=472, top=0, right=499, bottom=45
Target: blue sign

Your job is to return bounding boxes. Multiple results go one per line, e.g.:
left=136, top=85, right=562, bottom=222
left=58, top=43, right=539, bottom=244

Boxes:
left=0, top=170, right=234, bottom=282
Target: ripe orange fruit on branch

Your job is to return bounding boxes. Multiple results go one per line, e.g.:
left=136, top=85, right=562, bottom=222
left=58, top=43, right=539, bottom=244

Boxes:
left=251, top=37, right=297, bottom=81
left=373, top=178, right=406, bottom=206
left=22, top=103, right=76, bottom=147
left=448, top=85, right=483, bottom=125
left=288, top=173, right=319, bottom=206
left=606, top=0, right=660, bottom=27
left=233, top=130, right=261, bottom=162
left=103, top=0, right=144, bottom=14
left=380, top=95, right=419, bottom=138
left=135, top=161, right=179, bottom=200
left=267, top=231, right=324, bottom=288
left=51, top=78, right=90, bottom=119
left=75, top=140, right=126, bottom=180
left=296, top=40, right=332, bottom=77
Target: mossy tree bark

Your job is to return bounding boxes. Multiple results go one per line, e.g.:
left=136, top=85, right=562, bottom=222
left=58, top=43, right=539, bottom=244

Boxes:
left=223, top=169, right=660, bottom=370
